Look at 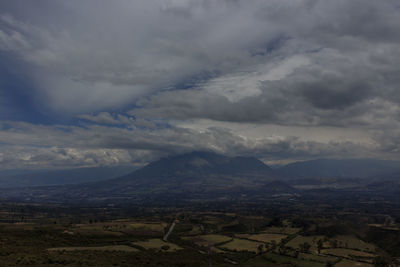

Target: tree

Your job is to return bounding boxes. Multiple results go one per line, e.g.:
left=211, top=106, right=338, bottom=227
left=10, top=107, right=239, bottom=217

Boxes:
left=270, top=240, right=277, bottom=250
left=300, top=242, right=311, bottom=253
left=257, top=244, right=264, bottom=254
left=294, top=250, right=299, bottom=258
left=373, top=255, right=391, bottom=267
left=330, top=239, right=338, bottom=248
left=317, top=239, right=323, bottom=254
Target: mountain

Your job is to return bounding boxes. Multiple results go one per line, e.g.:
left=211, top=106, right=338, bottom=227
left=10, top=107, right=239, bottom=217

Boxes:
left=0, top=166, right=137, bottom=188
left=2, top=153, right=400, bottom=204
left=95, top=151, right=276, bottom=196
left=276, top=159, right=400, bottom=179
left=129, top=151, right=272, bottom=178
left=0, top=151, right=279, bottom=203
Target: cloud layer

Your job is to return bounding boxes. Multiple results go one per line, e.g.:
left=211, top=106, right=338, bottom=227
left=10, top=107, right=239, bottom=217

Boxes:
left=1, top=0, right=400, bottom=169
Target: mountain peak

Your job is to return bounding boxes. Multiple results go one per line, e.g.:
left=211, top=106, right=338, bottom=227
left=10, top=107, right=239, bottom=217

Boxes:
left=130, top=151, right=271, bottom=178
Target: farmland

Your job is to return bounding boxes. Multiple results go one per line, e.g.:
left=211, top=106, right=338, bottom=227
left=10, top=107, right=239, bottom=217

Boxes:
left=0, top=200, right=399, bottom=266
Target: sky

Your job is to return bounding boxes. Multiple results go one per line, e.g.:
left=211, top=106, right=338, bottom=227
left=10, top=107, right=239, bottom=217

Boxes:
left=0, top=0, right=400, bottom=170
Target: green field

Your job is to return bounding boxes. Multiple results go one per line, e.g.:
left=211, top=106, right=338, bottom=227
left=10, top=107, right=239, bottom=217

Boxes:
left=259, top=252, right=326, bottom=267
left=329, top=235, right=376, bottom=251
left=219, top=238, right=263, bottom=252
left=322, top=248, right=376, bottom=259
left=236, top=233, right=287, bottom=243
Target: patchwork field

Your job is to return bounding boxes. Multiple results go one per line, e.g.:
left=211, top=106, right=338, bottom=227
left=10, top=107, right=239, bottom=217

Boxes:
left=0, top=203, right=397, bottom=267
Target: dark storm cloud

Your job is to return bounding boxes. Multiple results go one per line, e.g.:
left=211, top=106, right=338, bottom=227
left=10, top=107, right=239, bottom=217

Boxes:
left=1, top=0, right=400, bottom=168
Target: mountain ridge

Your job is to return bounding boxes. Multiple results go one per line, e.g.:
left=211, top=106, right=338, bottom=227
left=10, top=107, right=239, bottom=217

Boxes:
left=276, top=158, right=400, bottom=179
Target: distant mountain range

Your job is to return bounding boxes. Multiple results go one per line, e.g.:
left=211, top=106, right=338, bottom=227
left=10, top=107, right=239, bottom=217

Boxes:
left=276, top=158, right=400, bottom=179
left=1, top=152, right=400, bottom=203
left=0, top=151, right=285, bottom=203
left=0, top=166, right=137, bottom=188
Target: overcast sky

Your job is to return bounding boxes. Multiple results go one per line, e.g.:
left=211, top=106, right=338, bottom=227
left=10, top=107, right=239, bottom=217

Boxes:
left=1, top=0, right=400, bottom=170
